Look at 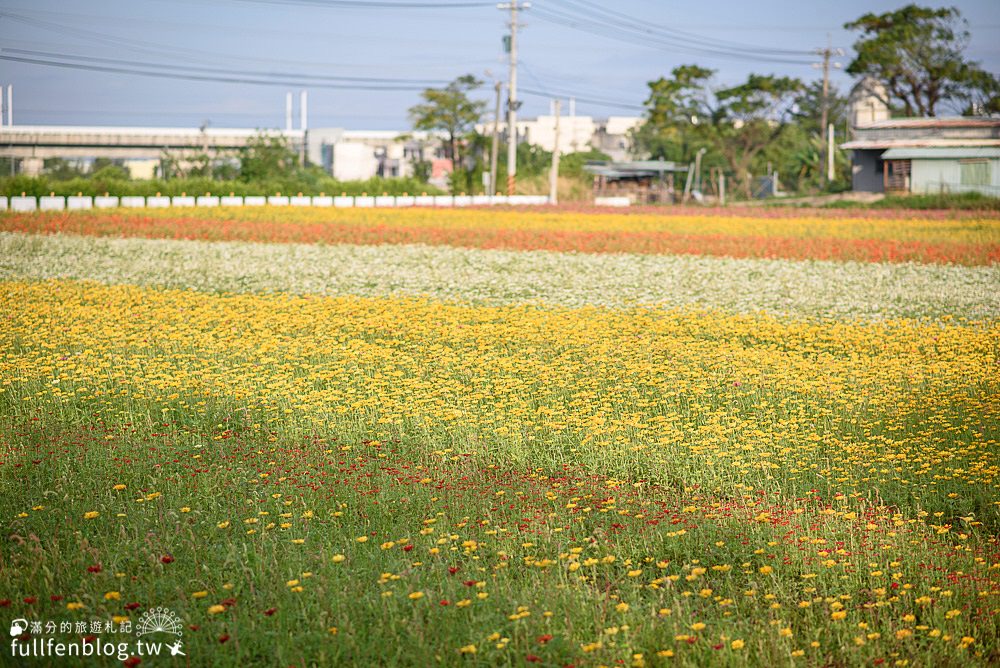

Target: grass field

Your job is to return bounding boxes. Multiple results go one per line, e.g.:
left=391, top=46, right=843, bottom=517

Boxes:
left=1, top=206, right=998, bottom=667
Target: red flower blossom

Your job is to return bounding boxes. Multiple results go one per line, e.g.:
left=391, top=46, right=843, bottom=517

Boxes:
left=23, top=597, right=36, bottom=604
left=160, top=555, right=174, bottom=564
left=263, top=608, right=277, bottom=616
left=50, top=595, right=64, bottom=602
left=87, top=565, right=102, bottom=573
left=218, top=634, right=230, bottom=644
left=537, top=634, right=553, bottom=644
left=123, top=657, right=141, bottom=667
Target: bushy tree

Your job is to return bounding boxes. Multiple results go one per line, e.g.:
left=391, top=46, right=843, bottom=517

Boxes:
left=238, top=133, right=299, bottom=182
left=409, top=75, right=486, bottom=178
left=844, top=4, right=1000, bottom=116
left=639, top=65, right=802, bottom=197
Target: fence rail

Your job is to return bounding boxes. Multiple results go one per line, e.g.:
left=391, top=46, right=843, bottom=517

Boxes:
left=0, top=193, right=559, bottom=212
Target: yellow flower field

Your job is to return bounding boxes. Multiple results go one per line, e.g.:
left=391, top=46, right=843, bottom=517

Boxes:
left=0, top=207, right=998, bottom=666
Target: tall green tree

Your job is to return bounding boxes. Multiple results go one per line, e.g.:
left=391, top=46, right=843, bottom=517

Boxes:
left=844, top=4, right=999, bottom=116
left=409, top=75, right=486, bottom=178
left=638, top=65, right=802, bottom=197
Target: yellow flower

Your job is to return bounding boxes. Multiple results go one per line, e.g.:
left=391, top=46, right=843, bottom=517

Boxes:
left=217, top=521, right=230, bottom=529
left=408, top=592, right=424, bottom=600
left=328, top=627, right=338, bottom=635
left=180, top=507, right=191, bottom=513
left=459, top=644, right=476, bottom=654
left=691, top=622, right=706, bottom=632
left=207, top=605, right=226, bottom=614
left=615, top=602, right=629, bottom=613
left=66, top=602, right=85, bottom=611
left=332, top=554, right=346, bottom=563
left=356, top=536, right=369, bottom=543
left=113, top=484, right=126, bottom=491
left=103, top=591, right=120, bottom=601
left=192, top=591, right=208, bottom=599
left=831, top=611, right=847, bottom=621
left=759, top=565, right=773, bottom=575
left=84, top=511, right=99, bottom=520
left=731, top=639, right=745, bottom=650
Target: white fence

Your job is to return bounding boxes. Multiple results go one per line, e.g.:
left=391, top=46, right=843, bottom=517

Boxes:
left=0, top=194, right=580, bottom=211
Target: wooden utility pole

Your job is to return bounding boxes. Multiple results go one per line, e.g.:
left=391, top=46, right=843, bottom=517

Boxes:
left=490, top=81, right=502, bottom=196
left=549, top=98, right=560, bottom=205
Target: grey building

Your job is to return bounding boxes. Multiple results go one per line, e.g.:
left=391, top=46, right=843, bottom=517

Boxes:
left=842, top=117, right=1000, bottom=195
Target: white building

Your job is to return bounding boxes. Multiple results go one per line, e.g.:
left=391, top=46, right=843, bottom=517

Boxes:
left=475, top=116, right=644, bottom=161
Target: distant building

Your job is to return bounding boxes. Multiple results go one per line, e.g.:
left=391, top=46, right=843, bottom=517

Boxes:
left=0, top=125, right=450, bottom=185
left=842, top=117, right=1000, bottom=195
left=475, top=115, right=643, bottom=161
left=848, top=77, right=891, bottom=128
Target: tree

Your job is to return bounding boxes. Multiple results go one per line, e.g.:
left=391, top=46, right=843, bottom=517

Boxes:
left=238, top=133, right=298, bottom=182
left=638, top=65, right=802, bottom=197
left=844, top=4, right=1000, bottom=116
left=409, top=75, right=486, bottom=177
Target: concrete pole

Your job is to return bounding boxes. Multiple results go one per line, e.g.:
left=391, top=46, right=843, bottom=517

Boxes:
left=7, top=85, right=12, bottom=126
left=506, top=2, right=519, bottom=195
left=285, top=92, right=293, bottom=133
left=827, top=123, right=835, bottom=182
left=490, top=81, right=502, bottom=196
left=549, top=99, right=560, bottom=205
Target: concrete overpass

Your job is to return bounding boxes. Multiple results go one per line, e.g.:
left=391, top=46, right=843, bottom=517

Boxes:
left=0, top=125, right=307, bottom=175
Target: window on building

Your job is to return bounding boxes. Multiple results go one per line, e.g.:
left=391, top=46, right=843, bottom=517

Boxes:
left=960, top=159, right=990, bottom=187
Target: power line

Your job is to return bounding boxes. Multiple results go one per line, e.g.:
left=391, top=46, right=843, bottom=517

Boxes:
left=0, top=54, right=435, bottom=91
left=532, top=3, right=815, bottom=65
left=228, top=0, right=494, bottom=7
left=2, top=48, right=449, bottom=85
left=557, top=0, right=812, bottom=57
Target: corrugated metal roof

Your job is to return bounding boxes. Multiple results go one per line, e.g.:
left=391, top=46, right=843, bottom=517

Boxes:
left=881, top=147, right=1000, bottom=159
left=841, top=139, right=1000, bottom=150
left=855, top=117, right=1000, bottom=129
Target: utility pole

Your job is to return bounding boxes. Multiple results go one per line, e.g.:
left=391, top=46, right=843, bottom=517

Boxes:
left=549, top=98, right=560, bottom=205
left=812, top=37, right=844, bottom=188
left=490, top=81, right=502, bottom=196
left=285, top=92, right=293, bottom=133
left=499, top=2, right=529, bottom=195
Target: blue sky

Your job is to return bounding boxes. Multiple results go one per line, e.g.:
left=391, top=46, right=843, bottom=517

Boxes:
left=1, top=0, right=997, bottom=130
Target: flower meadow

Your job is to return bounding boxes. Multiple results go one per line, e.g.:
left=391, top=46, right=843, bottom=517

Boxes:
left=0, top=207, right=998, bottom=667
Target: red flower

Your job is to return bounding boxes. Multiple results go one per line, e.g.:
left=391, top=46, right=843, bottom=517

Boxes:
left=220, top=598, right=237, bottom=607
left=50, top=595, right=64, bottom=602
left=527, top=655, right=541, bottom=663
left=448, top=567, right=459, bottom=575
left=84, top=635, right=96, bottom=644
left=87, top=565, right=102, bottom=573
left=537, top=634, right=553, bottom=644
left=263, top=608, right=277, bottom=616
left=123, top=657, right=141, bottom=667
left=218, top=634, right=230, bottom=644
left=188, top=625, right=200, bottom=632
left=125, top=603, right=141, bottom=611
left=439, top=600, right=449, bottom=606
left=463, top=580, right=476, bottom=587
left=160, top=555, right=175, bottom=564
left=23, top=597, right=37, bottom=604
left=402, top=544, right=414, bottom=552
left=0, top=599, right=10, bottom=607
